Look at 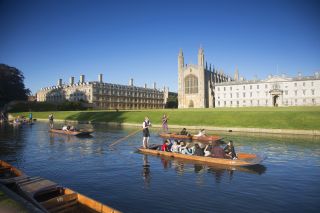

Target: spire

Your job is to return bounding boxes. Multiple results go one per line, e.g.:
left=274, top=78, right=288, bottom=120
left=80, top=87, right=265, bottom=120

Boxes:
left=179, top=48, right=183, bottom=57
left=198, top=46, right=204, bottom=67
left=234, top=66, right=239, bottom=81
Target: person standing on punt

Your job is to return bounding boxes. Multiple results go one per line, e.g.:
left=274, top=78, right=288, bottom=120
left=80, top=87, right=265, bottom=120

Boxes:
left=161, top=114, right=169, bottom=132
left=142, top=116, right=152, bottom=148
left=48, top=113, right=54, bottom=129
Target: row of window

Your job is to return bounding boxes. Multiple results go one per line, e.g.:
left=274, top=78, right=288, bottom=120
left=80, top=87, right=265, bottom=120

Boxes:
left=217, top=89, right=316, bottom=99
left=217, top=98, right=317, bottom=106
left=217, top=81, right=316, bottom=92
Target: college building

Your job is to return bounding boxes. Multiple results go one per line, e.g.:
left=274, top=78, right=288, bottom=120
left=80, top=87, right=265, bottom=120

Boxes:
left=37, top=74, right=169, bottom=109
left=178, top=48, right=320, bottom=108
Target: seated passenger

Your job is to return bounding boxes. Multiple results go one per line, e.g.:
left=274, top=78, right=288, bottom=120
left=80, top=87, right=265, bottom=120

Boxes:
left=224, top=140, right=237, bottom=159
left=69, top=126, right=76, bottom=131
left=171, top=141, right=180, bottom=153
left=181, top=142, right=194, bottom=155
left=180, top=128, right=189, bottom=135
left=161, top=140, right=170, bottom=152
left=193, top=143, right=204, bottom=156
left=194, top=129, right=206, bottom=137
left=211, top=141, right=226, bottom=159
left=62, top=125, right=68, bottom=131
left=204, top=144, right=212, bottom=157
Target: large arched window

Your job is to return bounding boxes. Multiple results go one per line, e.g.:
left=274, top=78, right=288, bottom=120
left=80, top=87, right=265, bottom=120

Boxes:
left=184, top=74, right=198, bottom=94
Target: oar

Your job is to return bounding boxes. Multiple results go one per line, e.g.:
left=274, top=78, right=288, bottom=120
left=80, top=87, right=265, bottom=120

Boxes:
left=109, top=129, right=141, bottom=147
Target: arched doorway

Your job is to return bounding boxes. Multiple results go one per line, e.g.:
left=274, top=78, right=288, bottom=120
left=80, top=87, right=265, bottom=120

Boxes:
left=273, top=95, right=279, bottom=107
left=188, top=100, right=194, bottom=108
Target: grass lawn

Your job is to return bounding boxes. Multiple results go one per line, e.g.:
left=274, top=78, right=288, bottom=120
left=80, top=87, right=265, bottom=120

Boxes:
left=11, top=106, right=320, bottom=130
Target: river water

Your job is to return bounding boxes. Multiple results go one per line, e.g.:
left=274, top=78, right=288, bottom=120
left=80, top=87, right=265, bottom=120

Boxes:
left=0, top=122, right=319, bottom=213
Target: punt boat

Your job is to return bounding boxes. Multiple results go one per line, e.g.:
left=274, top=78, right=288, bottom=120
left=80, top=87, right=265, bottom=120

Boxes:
left=16, top=176, right=121, bottom=213
left=49, top=128, right=94, bottom=136
left=138, top=148, right=264, bottom=167
left=0, top=160, right=27, bottom=184
left=159, top=133, right=192, bottom=140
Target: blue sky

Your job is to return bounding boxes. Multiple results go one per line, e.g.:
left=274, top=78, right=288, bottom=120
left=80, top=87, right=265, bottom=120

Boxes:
left=1, top=0, right=319, bottom=94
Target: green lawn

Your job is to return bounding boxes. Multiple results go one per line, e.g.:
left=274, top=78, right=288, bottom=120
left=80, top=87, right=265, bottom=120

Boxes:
left=11, top=106, right=320, bottom=130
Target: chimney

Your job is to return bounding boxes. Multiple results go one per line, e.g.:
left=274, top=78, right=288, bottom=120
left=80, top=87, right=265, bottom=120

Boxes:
left=144, top=83, right=147, bottom=89
left=80, top=75, right=85, bottom=84
left=70, top=76, right=74, bottom=85
left=153, top=82, right=156, bottom=89
left=58, top=79, right=62, bottom=87
left=129, top=78, right=133, bottom=86
left=98, top=74, right=103, bottom=83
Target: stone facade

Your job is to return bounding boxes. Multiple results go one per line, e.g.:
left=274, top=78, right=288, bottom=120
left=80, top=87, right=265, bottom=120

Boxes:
left=37, top=75, right=169, bottom=109
left=215, top=73, right=320, bottom=107
left=178, top=48, right=232, bottom=108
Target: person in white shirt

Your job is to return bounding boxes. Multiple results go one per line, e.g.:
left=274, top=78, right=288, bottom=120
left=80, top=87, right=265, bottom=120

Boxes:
left=142, top=117, right=152, bottom=148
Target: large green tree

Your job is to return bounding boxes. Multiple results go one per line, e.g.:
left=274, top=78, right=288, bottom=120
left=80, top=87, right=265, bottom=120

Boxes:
left=0, top=64, right=30, bottom=108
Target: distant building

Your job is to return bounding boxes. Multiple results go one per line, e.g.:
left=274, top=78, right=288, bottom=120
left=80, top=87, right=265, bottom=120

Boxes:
left=178, top=48, right=232, bottom=108
left=215, top=73, right=320, bottom=107
left=37, top=74, right=169, bottom=109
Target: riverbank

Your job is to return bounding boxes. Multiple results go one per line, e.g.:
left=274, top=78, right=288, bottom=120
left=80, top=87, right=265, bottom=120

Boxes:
left=10, top=107, right=320, bottom=135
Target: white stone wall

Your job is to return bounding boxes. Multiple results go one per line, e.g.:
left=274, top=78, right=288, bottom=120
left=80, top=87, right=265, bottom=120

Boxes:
left=215, top=76, right=320, bottom=107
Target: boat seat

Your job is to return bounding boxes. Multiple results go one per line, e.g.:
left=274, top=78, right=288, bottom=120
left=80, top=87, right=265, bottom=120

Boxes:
left=17, top=178, right=58, bottom=196
left=40, top=193, right=78, bottom=213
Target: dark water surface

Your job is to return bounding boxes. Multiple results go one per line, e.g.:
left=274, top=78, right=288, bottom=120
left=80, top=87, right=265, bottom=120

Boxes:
left=0, top=122, right=319, bottom=213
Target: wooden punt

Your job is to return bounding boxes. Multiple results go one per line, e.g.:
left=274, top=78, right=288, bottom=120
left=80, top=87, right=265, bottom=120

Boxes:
left=138, top=148, right=264, bottom=167
left=16, top=176, right=121, bottom=213
left=159, top=133, right=192, bottom=140
left=49, top=128, right=94, bottom=136
left=191, top=135, right=221, bottom=142
left=0, top=160, right=27, bottom=184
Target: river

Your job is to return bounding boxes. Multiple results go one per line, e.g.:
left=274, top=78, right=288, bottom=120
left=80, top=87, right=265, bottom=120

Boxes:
left=0, top=122, right=319, bottom=213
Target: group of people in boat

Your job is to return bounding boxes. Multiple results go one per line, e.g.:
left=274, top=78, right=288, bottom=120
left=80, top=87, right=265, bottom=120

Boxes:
left=62, top=124, right=77, bottom=131
left=151, top=139, right=237, bottom=159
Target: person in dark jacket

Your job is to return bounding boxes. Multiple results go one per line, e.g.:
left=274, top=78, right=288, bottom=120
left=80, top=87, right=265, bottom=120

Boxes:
left=224, top=140, right=237, bottom=159
left=193, top=143, right=204, bottom=156
left=211, top=141, right=226, bottom=159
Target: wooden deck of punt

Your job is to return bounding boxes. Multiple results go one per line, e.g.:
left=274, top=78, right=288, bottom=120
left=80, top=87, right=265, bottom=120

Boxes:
left=49, top=129, right=94, bottom=136
left=16, top=176, right=121, bottom=213
left=159, top=133, right=221, bottom=142
left=0, top=160, right=27, bottom=184
left=138, top=148, right=264, bottom=167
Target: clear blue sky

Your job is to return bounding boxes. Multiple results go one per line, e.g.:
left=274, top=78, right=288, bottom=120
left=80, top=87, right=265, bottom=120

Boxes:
left=1, top=0, right=319, bottom=94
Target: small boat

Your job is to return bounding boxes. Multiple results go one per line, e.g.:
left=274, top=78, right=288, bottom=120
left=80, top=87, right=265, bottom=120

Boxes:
left=191, top=135, right=221, bottom=142
left=159, top=133, right=192, bottom=140
left=16, top=176, right=121, bottom=213
left=49, top=128, right=94, bottom=136
left=0, top=160, right=27, bottom=184
left=138, top=148, right=264, bottom=167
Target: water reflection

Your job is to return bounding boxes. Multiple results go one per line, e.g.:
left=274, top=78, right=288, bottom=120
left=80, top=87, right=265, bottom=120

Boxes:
left=142, top=155, right=151, bottom=187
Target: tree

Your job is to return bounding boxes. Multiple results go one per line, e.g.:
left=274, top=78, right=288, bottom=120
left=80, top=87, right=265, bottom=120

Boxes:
left=0, top=64, right=30, bottom=108
left=165, top=93, right=178, bottom=108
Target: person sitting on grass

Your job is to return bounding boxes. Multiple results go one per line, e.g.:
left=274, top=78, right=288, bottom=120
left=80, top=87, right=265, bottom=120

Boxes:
left=224, top=140, right=237, bottom=160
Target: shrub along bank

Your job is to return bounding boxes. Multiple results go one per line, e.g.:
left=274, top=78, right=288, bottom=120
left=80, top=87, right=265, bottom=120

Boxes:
left=11, top=107, right=320, bottom=130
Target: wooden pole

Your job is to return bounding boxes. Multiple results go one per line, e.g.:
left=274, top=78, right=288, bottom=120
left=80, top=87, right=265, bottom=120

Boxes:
left=109, top=129, right=141, bottom=147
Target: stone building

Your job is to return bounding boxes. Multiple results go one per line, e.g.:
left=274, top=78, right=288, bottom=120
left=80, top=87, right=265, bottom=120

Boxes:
left=37, top=74, right=169, bottom=109
left=215, top=73, right=320, bottom=107
left=178, top=48, right=232, bottom=108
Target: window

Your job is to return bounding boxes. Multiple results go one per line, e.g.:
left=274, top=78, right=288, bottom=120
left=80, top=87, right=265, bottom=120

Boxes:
left=303, top=82, right=305, bottom=86
left=243, top=92, right=246, bottom=98
left=218, top=87, right=220, bottom=91
left=294, top=83, right=297, bottom=87
left=224, top=101, right=226, bottom=106
left=295, top=90, right=297, bottom=96
left=184, top=75, right=198, bottom=94
left=257, top=85, right=260, bottom=89
left=230, top=86, right=232, bottom=91
left=312, top=90, right=315, bottom=95
left=236, top=93, right=239, bottom=98
left=218, top=101, right=220, bottom=106
left=250, top=85, right=252, bottom=90
left=265, top=84, right=268, bottom=89
left=230, top=93, right=233, bottom=98
left=285, top=90, right=288, bottom=95
left=303, top=90, right=306, bottom=95
left=250, top=92, right=252, bottom=97
left=230, top=101, right=233, bottom=105
left=243, top=85, right=245, bottom=90
left=311, top=82, right=314, bottom=86
left=224, top=87, right=226, bottom=91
